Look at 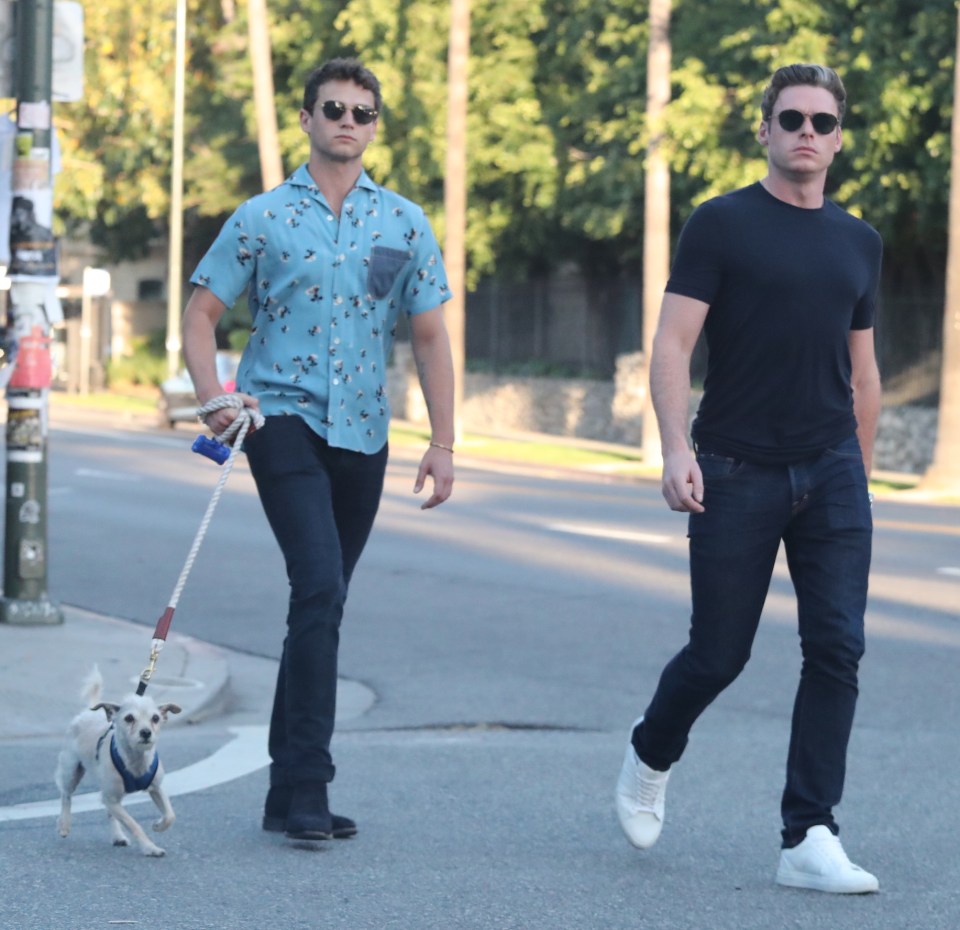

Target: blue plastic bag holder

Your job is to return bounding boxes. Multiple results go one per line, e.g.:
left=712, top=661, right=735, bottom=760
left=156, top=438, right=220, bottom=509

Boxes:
left=192, top=435, right=230, bottom=465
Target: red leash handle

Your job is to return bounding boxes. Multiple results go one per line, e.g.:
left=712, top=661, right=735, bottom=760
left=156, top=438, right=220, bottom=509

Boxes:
left=152, top=607, right=175, bottom=642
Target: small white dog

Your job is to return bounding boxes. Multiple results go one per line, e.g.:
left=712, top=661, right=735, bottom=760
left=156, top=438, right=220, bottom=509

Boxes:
left=55, top=666, right=182, bottom=857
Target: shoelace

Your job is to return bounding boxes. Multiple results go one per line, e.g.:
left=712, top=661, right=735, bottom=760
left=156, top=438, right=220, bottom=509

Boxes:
left=632, top=767, right=667, bottom=814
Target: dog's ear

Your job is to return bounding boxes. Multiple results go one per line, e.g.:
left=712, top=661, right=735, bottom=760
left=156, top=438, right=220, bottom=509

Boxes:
left=159, top=704, right=182, bottom=719
left=90, top=701, right=121, bottom=720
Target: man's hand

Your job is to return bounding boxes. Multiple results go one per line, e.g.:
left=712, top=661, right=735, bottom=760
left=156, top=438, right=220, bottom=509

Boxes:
left=661, top=449, right=705, bottom=513
left=414, top=446, right=454, bottom=509
left=199, top=391, right=261, bottom=441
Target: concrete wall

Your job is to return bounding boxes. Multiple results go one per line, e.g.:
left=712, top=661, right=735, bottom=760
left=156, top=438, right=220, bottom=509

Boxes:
left=389, top=345, right=937, bottom=475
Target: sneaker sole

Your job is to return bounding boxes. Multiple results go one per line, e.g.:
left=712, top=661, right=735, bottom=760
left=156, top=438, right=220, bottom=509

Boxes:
left=285, top=828, right=333, bottom=841
left=776, top=866, right=879, bottom=894
left=263, top=815, right=357, bottom=839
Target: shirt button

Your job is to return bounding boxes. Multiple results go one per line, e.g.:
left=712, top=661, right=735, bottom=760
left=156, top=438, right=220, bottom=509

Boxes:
left=333, top=337, right=341, bottom=345
left=332, top=378, right=340, bottom=385
left=327, top=214, right=334, bottom=221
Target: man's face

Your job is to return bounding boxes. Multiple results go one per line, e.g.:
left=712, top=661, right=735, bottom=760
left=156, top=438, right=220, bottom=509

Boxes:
left=300, top=79, right=378, bottom=164
left=758, top=85, right=842, bottom=178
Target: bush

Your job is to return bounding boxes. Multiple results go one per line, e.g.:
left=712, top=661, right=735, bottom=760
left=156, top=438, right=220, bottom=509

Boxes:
left=106, top=331, right=168, bottom=391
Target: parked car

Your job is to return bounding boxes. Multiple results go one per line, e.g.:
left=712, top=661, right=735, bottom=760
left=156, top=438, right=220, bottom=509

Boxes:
left=158, top=351, right=240, bottom=427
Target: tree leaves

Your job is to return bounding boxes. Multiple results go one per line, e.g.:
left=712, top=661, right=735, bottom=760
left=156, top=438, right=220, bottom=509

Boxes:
left=51, top=0, right=957, bottom=284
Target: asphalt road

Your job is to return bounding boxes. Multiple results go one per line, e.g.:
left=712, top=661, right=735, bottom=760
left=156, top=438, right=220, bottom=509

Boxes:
left=1, top=408, right=958, bottom=930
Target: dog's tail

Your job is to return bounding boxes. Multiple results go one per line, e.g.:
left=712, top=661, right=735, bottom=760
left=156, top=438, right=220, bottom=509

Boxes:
left=80, top=664, right=103, bottom=708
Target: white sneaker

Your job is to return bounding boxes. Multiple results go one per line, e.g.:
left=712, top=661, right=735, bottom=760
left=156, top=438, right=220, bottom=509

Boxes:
left=776, top=825, right=879, bottom=894
left=614, top=718, right=670, bottom=849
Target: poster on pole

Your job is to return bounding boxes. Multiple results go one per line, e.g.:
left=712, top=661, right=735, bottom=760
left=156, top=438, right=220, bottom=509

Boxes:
left=8, top=143, right=57, bottom=279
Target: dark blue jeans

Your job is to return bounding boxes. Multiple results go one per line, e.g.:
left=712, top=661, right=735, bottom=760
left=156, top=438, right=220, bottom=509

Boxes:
left=244, top=415, right=388, bottom=787
left=634, top=435, right=872, bottom=847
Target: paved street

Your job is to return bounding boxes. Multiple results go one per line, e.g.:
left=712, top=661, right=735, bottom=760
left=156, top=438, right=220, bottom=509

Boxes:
left=0, top=406, right=958, bottom=929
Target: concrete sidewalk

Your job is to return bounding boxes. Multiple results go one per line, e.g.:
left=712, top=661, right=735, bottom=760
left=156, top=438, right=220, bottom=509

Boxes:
left=0, top=605, right=232, bottom=740
left=0, top=603, right=377, bottom=742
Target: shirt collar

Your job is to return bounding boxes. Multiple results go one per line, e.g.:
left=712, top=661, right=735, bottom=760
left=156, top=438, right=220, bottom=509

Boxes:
left=287, top=164, right=378, bottom=195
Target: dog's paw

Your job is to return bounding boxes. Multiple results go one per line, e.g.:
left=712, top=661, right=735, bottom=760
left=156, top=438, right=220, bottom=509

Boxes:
left=57, top=820, right=70, bottom=838
left=112, top=837, right=130, bottom=847
left=153, top=815, right=175, bottom=833
left=142, top=844, right=166, bottom=857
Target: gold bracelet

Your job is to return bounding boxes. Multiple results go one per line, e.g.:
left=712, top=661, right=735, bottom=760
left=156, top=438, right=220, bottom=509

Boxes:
left=429, top=441, right=454, bottom=453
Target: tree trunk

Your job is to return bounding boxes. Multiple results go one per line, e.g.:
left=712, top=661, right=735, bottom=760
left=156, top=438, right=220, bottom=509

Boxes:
left=247, top=0, right=283, bottom=191
left=444, top=0, right=470, bottom=441
left=923, top=7, right=960, bottom=491
left=640, top=0, right=672, bottom=467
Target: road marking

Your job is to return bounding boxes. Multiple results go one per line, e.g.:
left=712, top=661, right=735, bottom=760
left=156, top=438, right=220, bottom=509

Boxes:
left=75, top=468, right=142, bottom=482
left=54, top=424, right=190, bottom=449
left=546, top=522, right=671, bottom=545
left=0, top=725, right=269, bottom=823
left=937, top=567, right=960, bottom=577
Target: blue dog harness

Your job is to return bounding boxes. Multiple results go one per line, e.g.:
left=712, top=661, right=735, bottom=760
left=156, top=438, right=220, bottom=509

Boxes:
left=96, top=726, right=159, bottom=793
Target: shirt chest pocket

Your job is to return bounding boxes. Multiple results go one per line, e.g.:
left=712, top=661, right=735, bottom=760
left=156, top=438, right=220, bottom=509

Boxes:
left=367, top=246, right=411, bottom=299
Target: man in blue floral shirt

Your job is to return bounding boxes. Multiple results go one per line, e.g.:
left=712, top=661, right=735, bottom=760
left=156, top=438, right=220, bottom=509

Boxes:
left=182, top=58, right=455, bottom=843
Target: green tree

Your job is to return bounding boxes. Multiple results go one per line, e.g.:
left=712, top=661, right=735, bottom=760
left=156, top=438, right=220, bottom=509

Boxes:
left=533, top=0, right=649, bottom=268
left=56, top=0, right=183, bottom=259
left=51, top=0, right=960, bottom=311
left=337, top=0, right=556, bottom=286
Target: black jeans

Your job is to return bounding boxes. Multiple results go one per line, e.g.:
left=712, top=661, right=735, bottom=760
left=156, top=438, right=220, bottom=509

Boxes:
left=244, top=415, right=387, bottom=786
left=634, top=435, right=872, bottom=846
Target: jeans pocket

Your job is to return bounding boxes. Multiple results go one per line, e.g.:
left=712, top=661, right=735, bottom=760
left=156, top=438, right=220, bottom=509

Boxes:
left=823, top=434, right=863, bottom=460
left=696, top=451, right=744, bottom=480
left=366, top=246, right=411, bottom=299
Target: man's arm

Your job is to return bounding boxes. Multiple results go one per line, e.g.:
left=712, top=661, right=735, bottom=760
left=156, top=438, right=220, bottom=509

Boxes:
left=409, top=306, right=455, bottom=509
left=649, top=292, right=710, bottom=512
left=182, top=286, right=259, bottom=435
left=848, top=327, right=881, bottom=476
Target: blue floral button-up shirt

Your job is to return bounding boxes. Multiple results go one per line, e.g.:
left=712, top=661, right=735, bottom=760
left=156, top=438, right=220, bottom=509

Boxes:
left=191, top=164, right=450, bottom=453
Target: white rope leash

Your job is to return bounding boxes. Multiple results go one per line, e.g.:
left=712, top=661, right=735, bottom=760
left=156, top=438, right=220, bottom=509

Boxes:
left=137, top=395, right=264, bottom=692
left=167, top=394, right=265, bottom=609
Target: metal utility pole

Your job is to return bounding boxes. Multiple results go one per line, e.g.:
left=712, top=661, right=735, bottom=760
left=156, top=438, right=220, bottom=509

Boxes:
left=247, top=0, right=283, bottom=191
left=640, top=0, right=672, bottom=470
left=444, top=0, right=470, bottom=443
left=923, top=4, right=960, bottom=492
left=165, top=0, right=186, bottom=381
left=2, top=0, right=63, bottom=624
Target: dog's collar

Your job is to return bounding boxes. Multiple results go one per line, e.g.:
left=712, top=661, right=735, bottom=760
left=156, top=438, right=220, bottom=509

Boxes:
left=107, top=731, right=159, bottom=793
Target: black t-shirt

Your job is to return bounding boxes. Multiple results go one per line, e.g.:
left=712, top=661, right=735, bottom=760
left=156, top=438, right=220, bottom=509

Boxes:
left=666, top=182, right=883, bottom=464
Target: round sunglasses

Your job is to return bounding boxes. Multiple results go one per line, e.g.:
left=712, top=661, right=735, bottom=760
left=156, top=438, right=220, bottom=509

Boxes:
left=318, top=100, right=379, bottom=125
left=774, top=109, right=839, bottom=135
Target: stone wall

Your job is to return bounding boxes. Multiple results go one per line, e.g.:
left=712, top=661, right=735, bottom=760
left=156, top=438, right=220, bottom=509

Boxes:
left=389, top=346, right=938, bottom=475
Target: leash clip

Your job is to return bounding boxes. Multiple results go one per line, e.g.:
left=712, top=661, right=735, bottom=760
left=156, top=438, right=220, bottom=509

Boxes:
left=137, top=639, right=165, bottom=695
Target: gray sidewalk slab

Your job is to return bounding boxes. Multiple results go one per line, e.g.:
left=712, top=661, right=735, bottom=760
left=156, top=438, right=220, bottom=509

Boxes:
left=0, top=605, right=376, bottom=742
left=0, top=605, right=232, bottom=740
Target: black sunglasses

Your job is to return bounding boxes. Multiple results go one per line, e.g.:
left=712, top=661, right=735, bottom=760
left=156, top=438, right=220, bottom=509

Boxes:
left=775, top=109, right=839, bottom=135
left=319, top=99, right=379, bottom=125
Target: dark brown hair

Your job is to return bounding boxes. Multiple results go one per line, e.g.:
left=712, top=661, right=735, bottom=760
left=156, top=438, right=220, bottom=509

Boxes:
left=302, top=58, right=382, bottom=114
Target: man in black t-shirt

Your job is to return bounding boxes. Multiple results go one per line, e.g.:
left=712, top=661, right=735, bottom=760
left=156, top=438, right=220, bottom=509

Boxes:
left=615, top=64, right=882, bottom=894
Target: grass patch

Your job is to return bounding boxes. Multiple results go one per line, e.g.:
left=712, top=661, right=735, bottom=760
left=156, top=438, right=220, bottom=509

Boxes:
left=49, top=390, right=159, bottom=414
left=388, top=423, right=649, bottom=470
left=869, top=477, right=918, bottom=493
